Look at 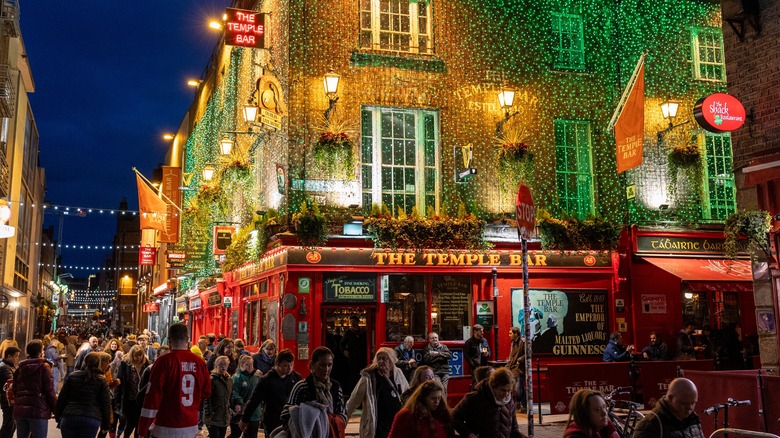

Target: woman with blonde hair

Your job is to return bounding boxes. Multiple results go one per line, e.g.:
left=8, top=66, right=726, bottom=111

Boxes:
left=55, top=352, right=112, bottom=437
left=116, top=345, right=149, bottom=437
left=563, top=389, right=619, bottom=438
left=346, top=346, right=410, bottom=438
left=389, top=379, right=453, bottom=438
left=0, top=339, right=18, bottom=359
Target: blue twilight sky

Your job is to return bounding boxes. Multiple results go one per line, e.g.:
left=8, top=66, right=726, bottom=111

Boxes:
left=22, top=1, right=231, bottom=274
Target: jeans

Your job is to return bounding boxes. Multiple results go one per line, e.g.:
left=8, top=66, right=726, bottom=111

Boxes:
left=0, top=406, right=15, bottom=438
left=52, top=367, right=61, bottom=391
left=15, top=417, right=48, bottom=438
left=60, top=415, right=101, bottom=438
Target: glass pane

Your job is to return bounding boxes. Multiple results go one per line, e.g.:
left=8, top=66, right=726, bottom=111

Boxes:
left=425, top=168, right=435, bottom=192
left=430, top=276, right=471, bottom=341
left=405, top=168, right=415, bottom=191
left=362, top=166, right=372, bottom=190
left=386, top=275, right=427, bottom=342
left=381, top=139, right=393, bottom=165
left=405, top=140, right=416, bottom=165
left=382, top=167, right=392, bottom=190
left=394, top=140, right=404, bottom=165
left=393, top=113, right=404, bottom=137
left=393, top=168, right=404, bottom=190
left=361, top=138, right=372, bottom=163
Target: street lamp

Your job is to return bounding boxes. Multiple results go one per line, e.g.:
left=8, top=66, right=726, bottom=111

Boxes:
left=657, top=99, right=690, bottom=144
left=323, top=70, right=340, bottom=120
left=202, top=165, right=216, bottom=182
left=219, top=137, right=233, bottom=156
left=496, top=87, right=520, bottom=136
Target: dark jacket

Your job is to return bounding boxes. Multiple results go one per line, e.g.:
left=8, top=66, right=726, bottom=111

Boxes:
left=423, top=343, right=452, bottom=375
left=205, top=371, right=233, bottom=427
left=281, top=373, right=347, bottom=426
left=251, top=351, right=275, bottom=375
left=563, top=419, right=620, bottom=438
left=0, top=359, right=16, bottom=409
left=12, top=358, right=57, bottom=419
left=242, top=368, right=303, bottom=432
left=634, top=397, right=704, bottom=438
left=54, top=369, right=112, bottom=429
left=207, top=354, right=238, bottom=375
left=507, top=337, right=525, bottom=376
left=453, top=380, right=523, bottom=438
left=642, top=342, right=669, bottom=361
left=116, top=359, right=151, bottom=413
left=603, top=340, right=630, bottom=362
left=464, top=336, right=490, bottom=371
left=675, top=331, right=696, bottom=360
left=393, top=344, right=416, bottom=381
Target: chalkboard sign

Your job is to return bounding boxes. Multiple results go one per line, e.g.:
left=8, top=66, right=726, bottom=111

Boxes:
left=432, top=276, right=470, bottom=340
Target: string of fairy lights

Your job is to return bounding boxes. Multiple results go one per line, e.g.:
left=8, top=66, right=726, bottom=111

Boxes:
left=38, top=243, right=141, bottom=250
left=39, top=263, right=137, bottom=271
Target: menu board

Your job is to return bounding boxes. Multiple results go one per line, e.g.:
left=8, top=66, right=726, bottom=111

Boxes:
left=432, top=276, right=470, bottom=340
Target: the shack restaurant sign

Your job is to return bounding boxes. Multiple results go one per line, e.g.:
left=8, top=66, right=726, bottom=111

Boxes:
left=694, top=93, right=746, bottom=133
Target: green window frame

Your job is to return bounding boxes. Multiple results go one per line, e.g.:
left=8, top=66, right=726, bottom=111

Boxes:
left=691, top=27, right=726, bottom=82
left=551, top=13, right=585, bottom=71
left=554, top=119, right=594, bottom=219
left=359, top=0, right=433, bottom=54
left=361, top=107, right=439, bottom=215
left=702, top=132, right=736, bottom=220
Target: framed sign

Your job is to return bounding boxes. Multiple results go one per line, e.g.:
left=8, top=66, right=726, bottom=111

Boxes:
left=323, top=275, right=377, bottom=302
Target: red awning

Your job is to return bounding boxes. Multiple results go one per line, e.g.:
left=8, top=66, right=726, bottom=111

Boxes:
left=642, top=258, right=753, bottom=292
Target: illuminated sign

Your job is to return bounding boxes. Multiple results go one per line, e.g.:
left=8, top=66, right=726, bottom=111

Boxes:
left=694, top=93, right=746, bottom=133
left=167, top=251, right=186, bottom=269
left=153, top=282, right=170, bottom=296
left=213, top=226, right=235, bottom=255
left=224, top=8, right=265, bottom=48
left=139, top=247, right=156, bottom=265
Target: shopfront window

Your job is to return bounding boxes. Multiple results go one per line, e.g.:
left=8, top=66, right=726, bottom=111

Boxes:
left=681, top=290, right=741, bottom=328
left=385, top=275, right=428, bottom=342
left=431, top=275, right=471, bottom=340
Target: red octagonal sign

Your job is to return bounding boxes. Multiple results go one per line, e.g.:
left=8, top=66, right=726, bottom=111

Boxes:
left=515, top=181, right=535, bottom=240
left=694, top=93, right=746, bottom=133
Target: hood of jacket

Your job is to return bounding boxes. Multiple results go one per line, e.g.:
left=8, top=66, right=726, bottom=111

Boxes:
left=18, top=358, right=48, bottom=377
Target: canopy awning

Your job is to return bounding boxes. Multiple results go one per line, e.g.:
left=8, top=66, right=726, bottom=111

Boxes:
left=641, top=257, right=753, bottom=292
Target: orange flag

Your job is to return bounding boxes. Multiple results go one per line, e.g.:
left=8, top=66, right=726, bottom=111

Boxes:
left=136, top=174, right=167, bottom=232
left=615, top=64, right=645, bottom=173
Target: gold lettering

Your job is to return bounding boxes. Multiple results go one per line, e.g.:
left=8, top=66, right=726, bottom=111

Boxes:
left=466, top=254, right=479, bottom=265
left=404, top=253, right=416, bottom=265
left=449, top=253, right=465, bottom=265
left=373, top=253, right=387, bottom=265
left=534, top=255, right=547, bottom=266
left=489, top=254, right=501, bottom=265
left=478, top=254, right=490, bottom=265
left=388, top=253, right=403, bottom=265
left=422, top=254, right=435, bottom=265
left=437, top=254, right=450, bottom=265
left=509, top=255, right=523, bottom=266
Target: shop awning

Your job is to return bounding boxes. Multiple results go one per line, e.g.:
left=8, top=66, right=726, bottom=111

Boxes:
left=642, top=257, right=753, bottom=292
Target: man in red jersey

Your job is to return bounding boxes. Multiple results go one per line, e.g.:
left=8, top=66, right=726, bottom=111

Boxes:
left=138, top=323, right=211, bottom=437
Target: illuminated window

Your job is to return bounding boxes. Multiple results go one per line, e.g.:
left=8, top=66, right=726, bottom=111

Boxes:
left=702, top=132, right=736, bottom=220
left=554, top=119, right=594, bottom=219
left=359, top=0, right=433, bottom=54
left=361, top=107, right=439, bottom=215
left=551, top=13, right=585, bottom=71
left=691, top=27, right=725, bottom=82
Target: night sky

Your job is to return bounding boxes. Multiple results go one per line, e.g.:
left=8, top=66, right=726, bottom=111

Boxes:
left=22, top=1, right=231, bottom=274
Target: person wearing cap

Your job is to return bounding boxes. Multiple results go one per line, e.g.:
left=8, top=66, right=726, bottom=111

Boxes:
left=137, top=335, right=156, bottom=363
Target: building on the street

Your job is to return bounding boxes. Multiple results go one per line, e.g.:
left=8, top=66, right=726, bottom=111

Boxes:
left=720, top=0, right=780, bottom=375
left=0, top=1, right=46, bottom=346
left=143, top=0, right=768, bottom=402
left=108, top=197, right=141, bottom=333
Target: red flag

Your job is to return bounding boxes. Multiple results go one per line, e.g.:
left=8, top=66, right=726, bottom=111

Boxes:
left=136, top=174, right=167, bottom=232
left=615, top=64, right=645, bottom=173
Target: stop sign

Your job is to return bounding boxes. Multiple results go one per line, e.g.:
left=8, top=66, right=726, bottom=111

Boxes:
left=515, top=181, right=535, bottom=240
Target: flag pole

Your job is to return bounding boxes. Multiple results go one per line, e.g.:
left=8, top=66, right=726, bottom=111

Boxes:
left=132, top=167, right=183, bottom=212
left=608, top=52, right=647, bottom=132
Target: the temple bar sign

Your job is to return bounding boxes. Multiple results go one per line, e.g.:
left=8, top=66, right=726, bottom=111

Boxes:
left=225, top=8, right=265, bottom=49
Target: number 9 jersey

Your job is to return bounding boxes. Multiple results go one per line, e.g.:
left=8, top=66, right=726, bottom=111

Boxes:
left=138, top=349, right=212, bottom=437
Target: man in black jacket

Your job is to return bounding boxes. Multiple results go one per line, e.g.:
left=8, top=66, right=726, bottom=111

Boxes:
left=634, top=377, right=703, bottom=438
left=239, top=349, right=302, bottom=435
left=0, top=346, right=20, bottom=438
left=464, top=324, right=490, bottom=372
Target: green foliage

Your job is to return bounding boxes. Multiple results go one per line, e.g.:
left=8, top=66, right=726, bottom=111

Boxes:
left=293, top=201, right=328, bottom=249
left=537, top=209, right=620, bottom=250
left=364, top=202, right=490, bottom=251
left=222, top=224, right=262, bottom=272
left=724, top=210, right=771, bottom=259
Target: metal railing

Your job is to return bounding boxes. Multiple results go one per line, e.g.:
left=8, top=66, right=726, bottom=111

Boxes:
left=0, top=64, right=14, bottom=118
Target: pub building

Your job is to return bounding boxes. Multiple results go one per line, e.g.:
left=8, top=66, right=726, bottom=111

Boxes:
left=143, top=0, right=751, bottom=406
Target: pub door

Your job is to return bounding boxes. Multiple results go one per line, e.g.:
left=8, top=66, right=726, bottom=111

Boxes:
left=322, top=305, right=375, bottom=396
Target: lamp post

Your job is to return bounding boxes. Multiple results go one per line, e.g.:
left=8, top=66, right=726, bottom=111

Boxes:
left=657, top=99, right=690, bottom=144
left=202, top=165, right=216, bottom=182
left=323, top=70, right=340, bottom=120
left=496, top=87, right=520, bottom=137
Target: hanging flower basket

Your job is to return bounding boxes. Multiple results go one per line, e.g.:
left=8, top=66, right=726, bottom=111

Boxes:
left=668, top=144, right=701, bottom=168
left=313, top=131, right=355, bottom=179
left=667, top=142, right=703, bottom=198
left=292, top=202, right=328, bottom=249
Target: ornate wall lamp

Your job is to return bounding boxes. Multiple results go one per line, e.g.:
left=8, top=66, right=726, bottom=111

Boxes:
left=656, top=99, right=690, bottom=145
left=202, top=164, right=216, bottom=182
left=323, top=70, right=340, bottom=120
left=496, top=87, right=520, bottom=137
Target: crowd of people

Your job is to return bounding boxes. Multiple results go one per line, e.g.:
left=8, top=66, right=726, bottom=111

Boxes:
left=0, top=321, right=713, bottom=438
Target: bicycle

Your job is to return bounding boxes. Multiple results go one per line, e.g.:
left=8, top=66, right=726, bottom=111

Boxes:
left=604, top=386, right=645, bottom=438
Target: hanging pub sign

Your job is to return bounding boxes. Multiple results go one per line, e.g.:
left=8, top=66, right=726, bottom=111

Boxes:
left=213, top=226, right=235, bottom=255
left=143, top=302, right=160, bottom=313
left=224, top=8, right=265, bottom=49
left=167, top=251, right=186, bottom=269
left=207, top=291, right=223, bottom=307
left=0, top=199, right=14, bottom=238
left=323, top=275, right=377, bottom=302
left=139, top=247, right=156, bottom=265
left=694, top=93, right=746, bottom=133
left=188, top=296, right=202, bottom=311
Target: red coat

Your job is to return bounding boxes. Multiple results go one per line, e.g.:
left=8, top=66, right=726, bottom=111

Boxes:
left=12, top=358, right=57, bottom=419
left=389, top=407, right=453, bottom=438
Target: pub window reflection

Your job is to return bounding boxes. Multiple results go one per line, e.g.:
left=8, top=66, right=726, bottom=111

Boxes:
left=431, top=275, right=471, bottom=341
left=386, top=275, right=427, bottom=342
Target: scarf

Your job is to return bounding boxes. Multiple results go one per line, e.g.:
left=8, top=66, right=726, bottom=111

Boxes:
left=491, top=385, right=512, bottom=406
left=313, top=376, right=333, bottom=412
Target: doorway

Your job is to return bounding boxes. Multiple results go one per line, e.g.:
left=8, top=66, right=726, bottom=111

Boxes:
left=322, top=305, right=375, bottom=395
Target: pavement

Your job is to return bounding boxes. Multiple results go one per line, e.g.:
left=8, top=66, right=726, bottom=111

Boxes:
left=3, top=404, right=569, bottom=437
